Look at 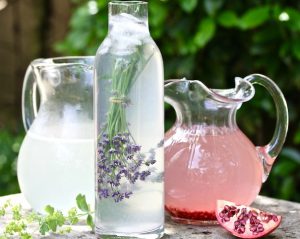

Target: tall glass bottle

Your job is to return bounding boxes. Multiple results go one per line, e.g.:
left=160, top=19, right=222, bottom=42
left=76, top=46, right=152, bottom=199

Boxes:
left=94, top=1, right=164, bottom=238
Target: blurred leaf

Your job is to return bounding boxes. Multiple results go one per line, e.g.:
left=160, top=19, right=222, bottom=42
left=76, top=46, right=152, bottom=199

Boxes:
left=86, top=214, right=94, bottom=229
left=279, top=42, right=290, bottom=58
left=76, top=194, right=89, bottom=212
left=149, top=2, right=167, bottom=27
left=260, top=98, right=274, bottom=113
left=293, top=130, right=300, bottom=144
left=97, top=0, right=109, bottom=9
left=280, top=177, right=295, bottom=199
left=218, top=11, right=239, bottom=27
left=149, top=1, right=168, bottom=38
left=291, top=40, right=300, bottom=60
left=173, top=55, right=195, bottom=77
left=193, top=18, right=216, bottom=48
left=239, top=6, right=270, bottom=29
left=40, top=222, right=49, bottom=235
left=70, top=5, right=90, bottom=29
left=179, top=0, right=198, bottom=13
left=44, top=205, right=55, bottom=215
left=281, top=147, right=300, bottom=163
left=204, top=0, right=223, bottom=16
left=0, top=129, right=23, bottom=196
left=284, top=8, right=300, bottom=31
left=273, top=161, right=297, bottom=177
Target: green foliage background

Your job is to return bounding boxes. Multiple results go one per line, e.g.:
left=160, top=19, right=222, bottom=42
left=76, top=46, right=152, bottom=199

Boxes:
left=1, top=0, right=300, bottom=202
left=0, top=130, right=23, bottom=195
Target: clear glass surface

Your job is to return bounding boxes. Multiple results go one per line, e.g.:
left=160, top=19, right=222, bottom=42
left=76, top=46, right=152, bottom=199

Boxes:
left=19, top=56, right=94, bottom=212
left=94, top=1, right=164, bottom=238
left=164, top=75, right=288, bottom=224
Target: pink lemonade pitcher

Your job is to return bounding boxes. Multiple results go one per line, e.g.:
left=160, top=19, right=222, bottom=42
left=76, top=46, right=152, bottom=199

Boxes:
left=164, top=74, right=288, bottom=224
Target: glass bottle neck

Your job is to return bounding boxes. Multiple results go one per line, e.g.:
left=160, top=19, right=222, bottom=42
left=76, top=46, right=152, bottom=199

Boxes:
left=108, top=1, right=149, bottom=34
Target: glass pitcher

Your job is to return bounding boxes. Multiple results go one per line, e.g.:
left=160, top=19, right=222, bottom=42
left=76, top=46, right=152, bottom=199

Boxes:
left=164, top=74, right=288, bottom=224
left=18, top=57, right=94, bottom=212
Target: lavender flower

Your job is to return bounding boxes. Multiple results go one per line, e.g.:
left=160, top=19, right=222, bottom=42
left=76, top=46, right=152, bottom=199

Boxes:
left=140, top=171, right=151, bottom=181
left=157, top=139, right=164, bottom=147
left=97, top=132, right=162, bottom=202
left=125, top=192, right=133, bottom=198
left=99, top=188, right=110, bottom=199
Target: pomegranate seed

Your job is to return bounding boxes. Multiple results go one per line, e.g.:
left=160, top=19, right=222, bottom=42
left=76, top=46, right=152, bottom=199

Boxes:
left=272, top=215, right=278, bottom=222
left=236, top=226, right=246, bottom=234
left=165, top=205, right=216, bottom=220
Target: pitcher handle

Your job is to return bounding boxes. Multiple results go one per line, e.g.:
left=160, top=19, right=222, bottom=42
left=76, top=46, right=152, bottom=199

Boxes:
left=22, top=65, right=38, bottom=131
left=244, top=74, right=288, bottom=182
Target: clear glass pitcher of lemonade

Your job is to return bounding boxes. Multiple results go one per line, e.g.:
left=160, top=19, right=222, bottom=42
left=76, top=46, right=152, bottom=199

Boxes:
left=18, top=57, right=94, bottom=212
left=164, top=74, right=288, bottom=224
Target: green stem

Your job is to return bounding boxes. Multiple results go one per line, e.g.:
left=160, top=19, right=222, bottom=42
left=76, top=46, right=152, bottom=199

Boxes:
left=101, top=46, right=155, bottom=164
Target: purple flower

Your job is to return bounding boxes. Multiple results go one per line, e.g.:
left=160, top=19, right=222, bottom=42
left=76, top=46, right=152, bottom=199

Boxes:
left=112, top=191, right=124, bottom=203
left=108, top=179, right=120, bottom=187
left=157, top=139, right=164, bottom=147
left=113, top=160, right=122, bottom=167
left=125, top=192, right=133, bottom=198
left=109, top=148, right=118, bottom=154
left=132, top=145, right=141, bottom=152
left=140, top=171, right=151, bottom=181
left=97, top=131, right=157, bottom=202
left=137, top=160, right=143, bottom=167
left=99, top=188, right=110, bottom=199
left=148, top=159, right=157, bottom=165
left=126, top=145, right=133, bottom=154
left=126, top=155, right=134, bottom=160
left=118, top=169, right=128, bottom=176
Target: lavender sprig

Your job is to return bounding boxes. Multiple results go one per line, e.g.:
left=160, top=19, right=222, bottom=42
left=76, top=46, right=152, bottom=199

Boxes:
left=97, top=133, right=157, bottom=203
left=97, top=47, right=157, bottom=202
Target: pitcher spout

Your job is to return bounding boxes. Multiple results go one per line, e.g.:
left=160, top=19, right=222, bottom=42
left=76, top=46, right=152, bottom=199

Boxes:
left=164, top=77, right=255, bottom=127
left=164, top=77, right=255, bottom=106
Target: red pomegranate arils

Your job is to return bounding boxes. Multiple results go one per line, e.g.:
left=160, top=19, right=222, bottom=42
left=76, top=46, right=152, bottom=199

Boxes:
left=216, top=200, right=282, bottom=238
left=165, top=205, right=216, bottom=220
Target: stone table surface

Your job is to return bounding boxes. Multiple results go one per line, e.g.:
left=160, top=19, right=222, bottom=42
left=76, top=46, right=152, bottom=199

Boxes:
left=0, top=194, right=300, bottom=238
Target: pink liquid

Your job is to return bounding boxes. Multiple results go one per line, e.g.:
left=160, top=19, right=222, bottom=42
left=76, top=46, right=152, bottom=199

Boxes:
left=165, top=126, right=263, bottom=222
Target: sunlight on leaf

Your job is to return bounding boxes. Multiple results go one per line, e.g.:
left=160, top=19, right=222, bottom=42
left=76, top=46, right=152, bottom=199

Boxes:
left=239, top=6, right=270, bottom=29
left=218, top=11, right=238, bottom=27
left=179, top=0, right=198, bottom=13
left=193, top=18, right=216, bottom=48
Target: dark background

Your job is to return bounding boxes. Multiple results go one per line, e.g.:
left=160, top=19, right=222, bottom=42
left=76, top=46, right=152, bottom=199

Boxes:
left=0, top=0, right=299, bottom=202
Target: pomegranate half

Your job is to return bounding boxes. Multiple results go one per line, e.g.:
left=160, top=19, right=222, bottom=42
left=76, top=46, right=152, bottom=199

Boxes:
left=216, top=200, right=281, bottom=238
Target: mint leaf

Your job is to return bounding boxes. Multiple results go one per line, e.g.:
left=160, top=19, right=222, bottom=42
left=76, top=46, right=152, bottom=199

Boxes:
left=54, top=211, right=65, bottom=226
left=47, top=219, right=58, bottom=232
left=0, top=208, right=5, bottom=217
left=76, top=194, right=89, bottom=212
left=44, top=205, right=54, bottom=215
left=86, top=214, right=94, bottom=230
left=12, top=205, right=22, bottom=221
left=20, top=232, right=32, bottom=239
left=1, top=194, right=94, bottom=238
left=70, top=216, right=79, bottom=225
left=68, top=208, right=79, bottom=225
left=39, top=222, right=49, bottom=235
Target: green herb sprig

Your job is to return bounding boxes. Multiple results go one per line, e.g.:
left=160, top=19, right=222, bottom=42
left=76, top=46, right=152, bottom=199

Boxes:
left=0, top=194, right=94, bottom=239
left=105, top=50, right=144, bottom=139
left=96, top=47, right=157, bottom=202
